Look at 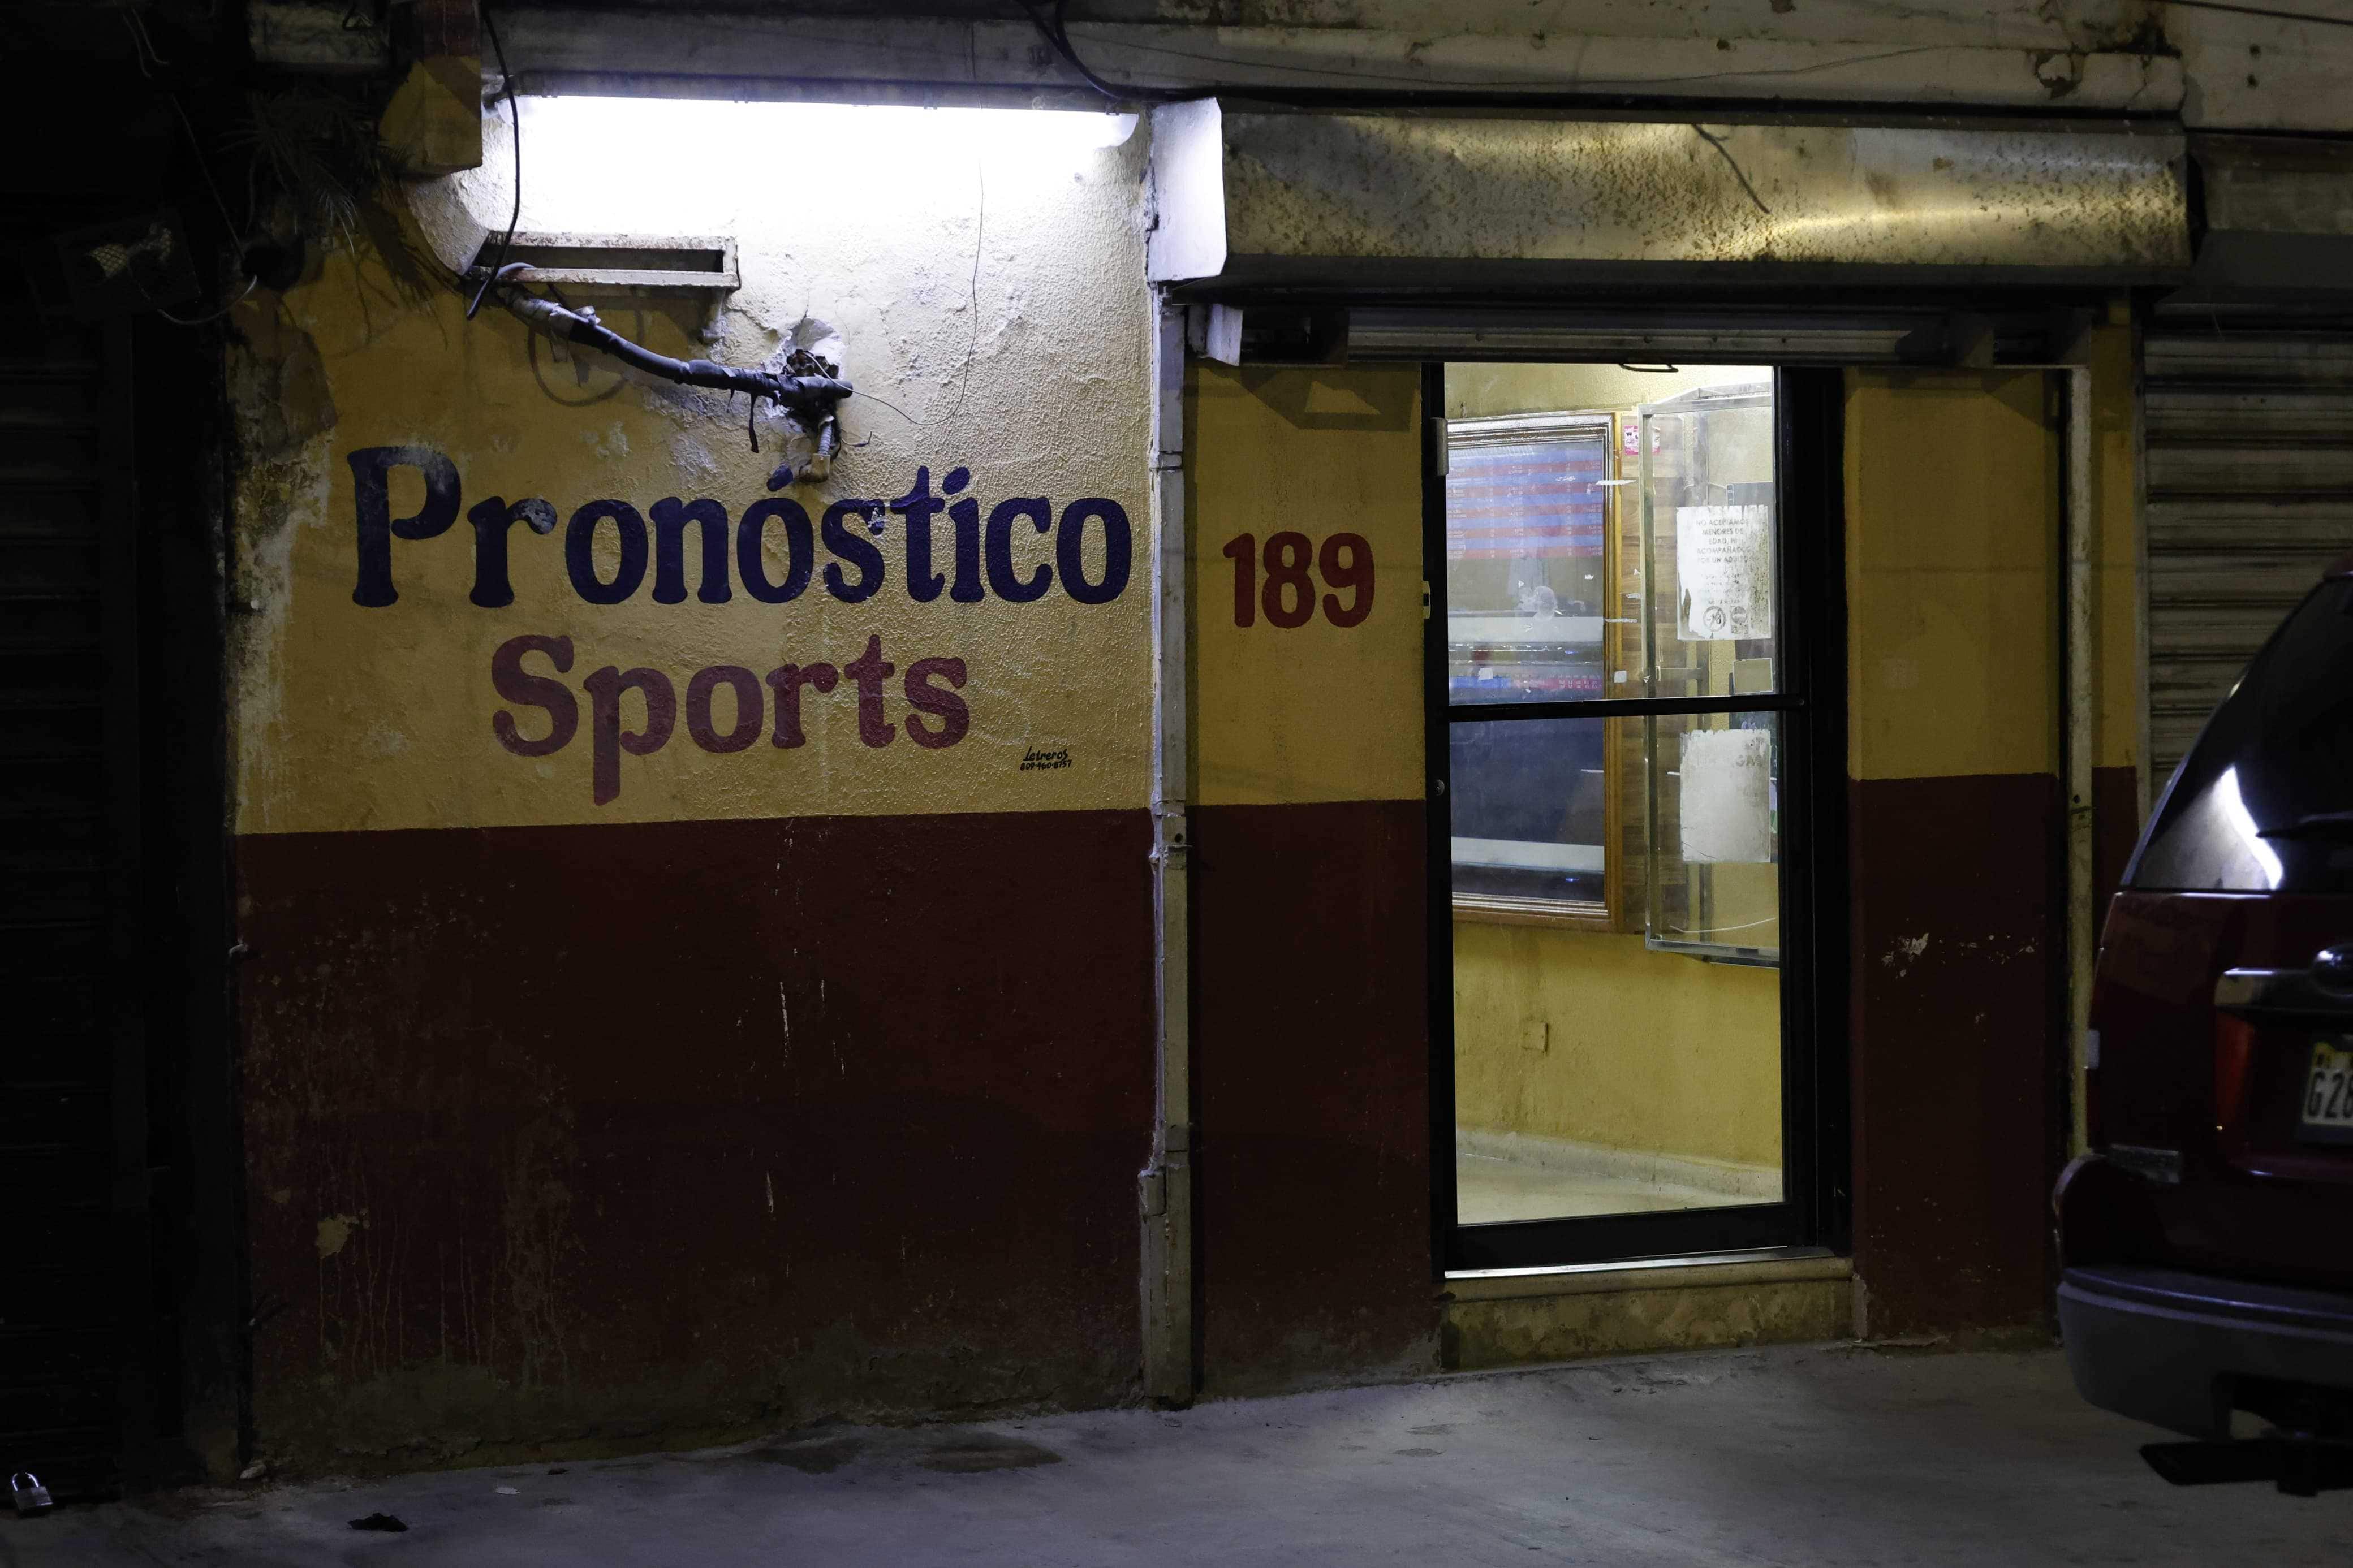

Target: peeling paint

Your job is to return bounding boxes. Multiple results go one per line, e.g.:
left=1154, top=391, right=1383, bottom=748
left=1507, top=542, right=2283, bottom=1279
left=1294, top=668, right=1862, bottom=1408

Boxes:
left=1880, top=933, right=1932, bottom=977
left=317, top=1212, right=365, bottom=1259
left=2032, top=48, right=2086, bottom=98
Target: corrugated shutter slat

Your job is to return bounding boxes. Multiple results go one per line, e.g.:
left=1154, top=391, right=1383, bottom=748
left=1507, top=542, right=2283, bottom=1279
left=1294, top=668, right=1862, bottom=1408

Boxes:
left=2143, top=330, right=2353, bottom=785
left=0, top=339, right=127, bottom=1497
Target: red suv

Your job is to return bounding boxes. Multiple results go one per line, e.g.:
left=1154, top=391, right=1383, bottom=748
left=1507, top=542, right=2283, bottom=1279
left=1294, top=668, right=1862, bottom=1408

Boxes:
left=2059, top=561, right=2353, bottom=1490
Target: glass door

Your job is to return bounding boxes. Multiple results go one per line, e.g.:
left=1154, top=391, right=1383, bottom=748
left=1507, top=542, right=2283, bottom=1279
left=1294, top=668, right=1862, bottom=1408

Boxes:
left=1434, top=363, right=1837, bottom=1271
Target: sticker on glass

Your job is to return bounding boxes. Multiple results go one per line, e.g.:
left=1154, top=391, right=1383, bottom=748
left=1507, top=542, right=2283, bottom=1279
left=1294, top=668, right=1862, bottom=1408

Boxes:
left=1679, top=728, right=1774, bottom=865
left=1675, top=504, right=1773, bottom=642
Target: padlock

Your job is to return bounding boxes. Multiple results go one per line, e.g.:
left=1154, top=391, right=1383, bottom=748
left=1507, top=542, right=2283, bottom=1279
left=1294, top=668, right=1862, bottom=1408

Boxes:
left=10, top=1471, right=52, bottom=1514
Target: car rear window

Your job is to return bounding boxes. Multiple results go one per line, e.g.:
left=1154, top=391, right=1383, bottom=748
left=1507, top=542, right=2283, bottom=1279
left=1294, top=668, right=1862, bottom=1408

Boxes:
left=2130, top=577, right=2353, bottom=893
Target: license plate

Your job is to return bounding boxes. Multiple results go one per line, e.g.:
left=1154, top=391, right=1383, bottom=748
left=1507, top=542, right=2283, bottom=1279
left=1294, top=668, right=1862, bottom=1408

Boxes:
left=2300, top=1041, right=2353, bottom=1141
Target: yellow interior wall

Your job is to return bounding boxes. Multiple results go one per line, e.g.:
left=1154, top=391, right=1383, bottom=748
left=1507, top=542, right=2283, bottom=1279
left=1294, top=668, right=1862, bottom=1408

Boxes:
left=1441, top=361, right=1781, bottom=1170
left=1446, top=362, right=1768, bottom=419
left=1454, top=925, right=1782, bottom=1167
left=1845, top=370, right=2061, bottom=783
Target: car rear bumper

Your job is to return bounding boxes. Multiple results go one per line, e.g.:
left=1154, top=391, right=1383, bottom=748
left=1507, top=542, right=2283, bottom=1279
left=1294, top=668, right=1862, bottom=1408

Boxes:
left=2059, top=1264, right=2353, bottom=1437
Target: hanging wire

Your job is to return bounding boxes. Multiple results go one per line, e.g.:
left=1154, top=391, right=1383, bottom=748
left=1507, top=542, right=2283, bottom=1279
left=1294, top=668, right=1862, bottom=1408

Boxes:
left=156, top=90, right=259, bottom=326
left=1015, top=0, right=1206, bottom=104
left=1691, top=126, right=1771, bottom=217
left=165, top=95, right=247, bottom=249
left=1011, top=5, right=1996, bottom=101
left=120, top=10, right=170, bottom=74
left=157, top=276, right=260, bottom=328
left=849, top=387, right=917, bottom=424
left=467, top=2, right=524, bottom=320
left=2163, top=0, right=2353, bottom=27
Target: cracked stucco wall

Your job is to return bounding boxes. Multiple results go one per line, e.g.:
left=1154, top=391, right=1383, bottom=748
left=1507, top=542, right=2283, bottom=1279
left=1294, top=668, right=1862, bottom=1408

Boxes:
left=229, top=101, right=1152, bottom=833
left=225, top=100, right=1157, bottom=1469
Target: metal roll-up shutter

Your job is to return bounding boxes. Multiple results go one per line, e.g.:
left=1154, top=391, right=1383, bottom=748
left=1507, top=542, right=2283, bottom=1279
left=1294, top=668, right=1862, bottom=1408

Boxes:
left=2144, top=329, right=2353, bottom=786
left=0, top=324, right=137, bottom=1500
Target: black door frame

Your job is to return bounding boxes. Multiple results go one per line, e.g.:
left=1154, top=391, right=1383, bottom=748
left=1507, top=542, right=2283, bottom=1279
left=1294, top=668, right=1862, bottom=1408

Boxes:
left=1425, top=361, right=1851, bottom=1273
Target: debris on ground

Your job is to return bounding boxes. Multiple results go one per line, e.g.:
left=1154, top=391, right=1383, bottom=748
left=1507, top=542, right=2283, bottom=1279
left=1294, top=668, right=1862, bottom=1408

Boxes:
left=348, top=1512, right=407, bottom=1532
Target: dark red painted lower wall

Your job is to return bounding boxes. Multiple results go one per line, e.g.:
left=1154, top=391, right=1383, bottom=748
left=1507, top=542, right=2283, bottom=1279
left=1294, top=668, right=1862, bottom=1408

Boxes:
left=1190, top=799, right=1436, bottom=1392
left=2093, top=763, right=2144, bottom=914
left=1848, top=771, right=2063, bottom=1335
left=235, top=809, right=1153, bottom=1465
left=238, top=763, right=2096, bottom=1448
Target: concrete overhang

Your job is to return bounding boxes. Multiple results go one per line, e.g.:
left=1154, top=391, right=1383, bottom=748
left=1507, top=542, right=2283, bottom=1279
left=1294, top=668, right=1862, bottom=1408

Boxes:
left=2174, top=132, right=2353, bottom=306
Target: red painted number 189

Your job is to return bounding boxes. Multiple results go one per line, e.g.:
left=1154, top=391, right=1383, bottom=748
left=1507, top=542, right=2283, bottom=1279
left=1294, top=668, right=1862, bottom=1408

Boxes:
left=1219, top=531, right=1375, bottom=629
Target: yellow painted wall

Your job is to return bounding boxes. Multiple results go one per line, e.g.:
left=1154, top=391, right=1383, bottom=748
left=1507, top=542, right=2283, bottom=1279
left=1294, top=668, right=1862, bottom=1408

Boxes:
left=1186, top=364, right=1425, bottom=806
left=230, top=102, right=1153, bottom=835
left=1845, top=370, right=2061, bottom=783
left=1454, top=926, right=1781, bottom=1166
left=1843, top=334, right=2132, bottom=791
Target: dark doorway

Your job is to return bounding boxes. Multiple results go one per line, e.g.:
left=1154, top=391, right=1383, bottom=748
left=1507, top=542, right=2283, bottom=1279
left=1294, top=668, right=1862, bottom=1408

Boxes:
left=4, top=171, right=239, bottom=1492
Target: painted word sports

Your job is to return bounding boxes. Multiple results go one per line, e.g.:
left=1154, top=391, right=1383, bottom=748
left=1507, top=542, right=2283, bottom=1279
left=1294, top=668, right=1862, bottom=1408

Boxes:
left=347, top=447, right=1135, bottom=805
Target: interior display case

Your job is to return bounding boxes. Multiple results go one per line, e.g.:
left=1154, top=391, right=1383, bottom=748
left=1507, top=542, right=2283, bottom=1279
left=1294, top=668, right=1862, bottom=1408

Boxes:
left=1443, top=411, right=1616, bottom=704
left=1443, top=411, right=1619, bottom=921
left=1635, top=382, right=1781, bottom=965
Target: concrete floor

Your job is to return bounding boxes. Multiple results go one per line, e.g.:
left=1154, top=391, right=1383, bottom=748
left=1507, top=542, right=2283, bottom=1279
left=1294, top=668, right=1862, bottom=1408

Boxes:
left=15, top=1345, right=2353, bottom=1566
left=1453, top=1134, right=1774, bottom=1223
left=1454, top=1147, right=1751, bottom=1221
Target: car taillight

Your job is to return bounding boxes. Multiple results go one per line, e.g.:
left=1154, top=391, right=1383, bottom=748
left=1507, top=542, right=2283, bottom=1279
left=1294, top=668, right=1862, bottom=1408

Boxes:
left=2214, top=1009, right=2259, bottom=1159
left=2084, top=1026, right=2103, bottom=1148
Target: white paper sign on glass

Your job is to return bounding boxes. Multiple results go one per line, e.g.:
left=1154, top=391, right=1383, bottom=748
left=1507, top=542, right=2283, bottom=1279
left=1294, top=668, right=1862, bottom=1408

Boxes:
left=1680, top=728, right=1774, bottom=865
left=1675, top=504, right=1774, bottom=642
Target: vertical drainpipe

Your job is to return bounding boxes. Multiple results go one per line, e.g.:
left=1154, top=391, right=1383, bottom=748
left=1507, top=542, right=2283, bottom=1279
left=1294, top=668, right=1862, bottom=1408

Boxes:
left=2130, top=322, right=2153, bottom=824
left=2064, top=367, right=2096, bottom=1156
left=1141, top=299, right=1196, bottom=1405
